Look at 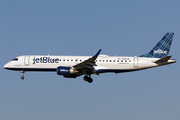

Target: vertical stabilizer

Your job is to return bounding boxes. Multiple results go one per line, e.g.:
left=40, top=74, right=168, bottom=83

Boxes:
left=140, top=33, right=174, bottom=58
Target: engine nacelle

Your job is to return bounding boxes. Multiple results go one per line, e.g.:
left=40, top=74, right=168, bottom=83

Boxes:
left=57, top=66, right=78, bottom=75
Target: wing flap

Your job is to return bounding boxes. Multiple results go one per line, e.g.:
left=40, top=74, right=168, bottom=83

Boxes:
left=74, top=64, right=94, bottom=70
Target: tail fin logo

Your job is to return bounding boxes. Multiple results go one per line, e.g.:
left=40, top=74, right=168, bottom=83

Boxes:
left=140, top=32, right=174, bottom=58
left=153, top=49, right=167, bottom=54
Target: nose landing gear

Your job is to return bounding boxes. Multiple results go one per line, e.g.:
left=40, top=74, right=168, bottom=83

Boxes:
left=83, top=75, right=93, bottom=83
left=21, top=76, right=24, bottom=80
left=20, top=71, right=25, bottom=80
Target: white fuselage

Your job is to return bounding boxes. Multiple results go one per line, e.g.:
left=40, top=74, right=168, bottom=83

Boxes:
left=4, top=55, right=176, bottom=74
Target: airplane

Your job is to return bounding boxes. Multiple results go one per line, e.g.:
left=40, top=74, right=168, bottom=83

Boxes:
left=4, top=33, right=176, bottom=83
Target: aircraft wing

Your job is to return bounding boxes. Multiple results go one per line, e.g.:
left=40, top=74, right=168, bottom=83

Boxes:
left=73, top=49, right=101, bottom=74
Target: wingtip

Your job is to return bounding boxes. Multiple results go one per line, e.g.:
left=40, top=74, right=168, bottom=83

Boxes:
left=92, top=49, right=102, bottom=59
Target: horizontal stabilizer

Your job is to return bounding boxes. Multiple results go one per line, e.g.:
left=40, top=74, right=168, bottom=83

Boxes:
left=154, top=56, right=172, bottom=63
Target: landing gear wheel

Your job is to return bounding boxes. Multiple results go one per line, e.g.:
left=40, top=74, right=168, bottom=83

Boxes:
left=20, top=71, right=25, bottom=80
left=83, top=75, right=93, bottom=83
left=87, top=78, right=93, bottom=83
left=21, top=76, right=24, bottom=80
left=83, top=76, right=89, bottom=81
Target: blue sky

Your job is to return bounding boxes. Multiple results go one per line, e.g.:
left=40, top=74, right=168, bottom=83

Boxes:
left=0, top=0, right=180, bottom=120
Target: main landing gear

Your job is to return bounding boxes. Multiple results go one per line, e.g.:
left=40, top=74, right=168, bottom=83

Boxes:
left=20, top=71, right=25, bottom=80
left=83, top=75, right=93, bottom=83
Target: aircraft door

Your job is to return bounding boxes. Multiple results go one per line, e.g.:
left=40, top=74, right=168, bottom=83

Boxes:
left=24, top=56, right=30, bottom=66
left=133, top=57, right=138, bottom=67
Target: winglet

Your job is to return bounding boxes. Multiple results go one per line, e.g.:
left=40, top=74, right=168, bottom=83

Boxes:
left=92, top=49, right=102, bottom=59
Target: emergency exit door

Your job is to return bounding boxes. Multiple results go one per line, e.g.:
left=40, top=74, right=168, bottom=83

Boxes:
left=133, top=57, right=138, bottom=67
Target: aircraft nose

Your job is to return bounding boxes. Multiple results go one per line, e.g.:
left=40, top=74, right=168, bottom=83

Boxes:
left=4, top=63, right=9, bottom=69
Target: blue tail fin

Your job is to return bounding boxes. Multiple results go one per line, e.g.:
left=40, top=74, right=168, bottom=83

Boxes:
left=140, top=33, right=174, bottom=58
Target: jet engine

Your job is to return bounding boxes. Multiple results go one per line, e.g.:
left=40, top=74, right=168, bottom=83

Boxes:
left=57, top=66, right=78, bottom=75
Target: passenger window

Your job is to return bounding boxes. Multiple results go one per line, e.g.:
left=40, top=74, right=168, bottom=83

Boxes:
left=55, top=59, right=58, bottom=62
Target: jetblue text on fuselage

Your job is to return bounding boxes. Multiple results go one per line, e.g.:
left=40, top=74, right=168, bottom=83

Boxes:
left=33, top=57, right=59, bottom=64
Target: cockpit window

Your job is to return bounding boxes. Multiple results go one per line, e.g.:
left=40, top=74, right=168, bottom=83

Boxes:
left=12, top=58, right=18, bottom=61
